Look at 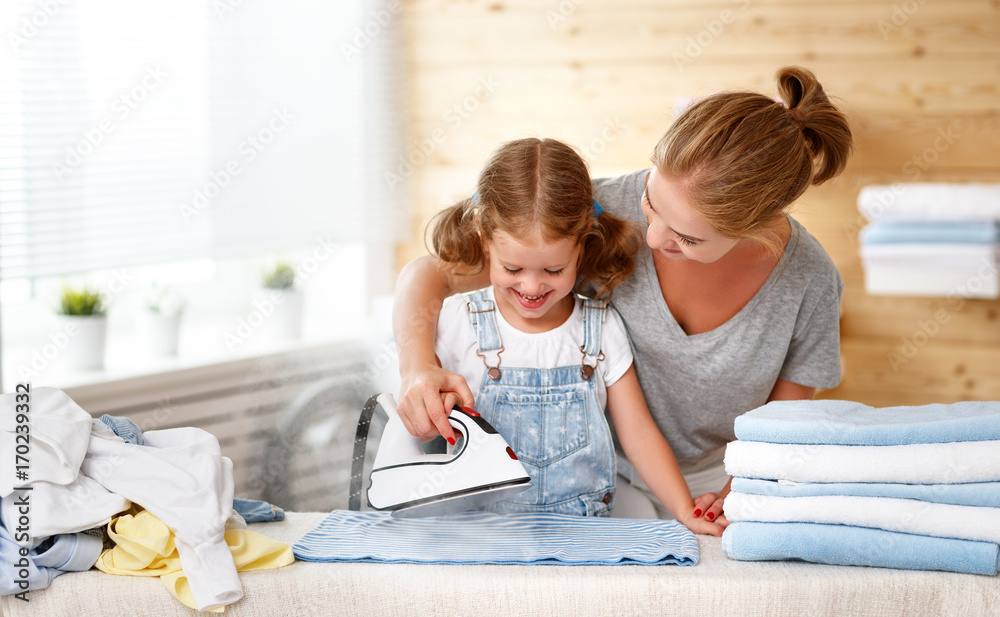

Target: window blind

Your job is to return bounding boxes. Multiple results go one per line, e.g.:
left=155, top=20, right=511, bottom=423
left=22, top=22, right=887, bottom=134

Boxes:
left=0, top=0, right=405, bottom=281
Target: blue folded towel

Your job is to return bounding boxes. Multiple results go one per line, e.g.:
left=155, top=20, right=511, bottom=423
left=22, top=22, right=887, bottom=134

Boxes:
left=293, top=510, right=698, bottom=566
left=722, top=521, right=999, bottom=576
left=731, top=477, right=1000, bottom=508
left=860, top=220, right=1000, bottom=245
left=733, top=399, right=1000, bottom=445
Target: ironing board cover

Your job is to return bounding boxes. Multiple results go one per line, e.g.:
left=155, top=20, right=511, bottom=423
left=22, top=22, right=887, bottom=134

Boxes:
left=292, top=510, right=699, bottom=566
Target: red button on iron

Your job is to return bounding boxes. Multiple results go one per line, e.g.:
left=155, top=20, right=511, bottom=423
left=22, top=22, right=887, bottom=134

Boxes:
left=461, top=406, right=480, bottom=417
left=506, top=446, right=519, bottom=460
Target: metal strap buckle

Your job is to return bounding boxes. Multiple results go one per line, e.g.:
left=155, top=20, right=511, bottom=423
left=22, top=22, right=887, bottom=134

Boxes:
left=579, top=345, right=605, bottom=381
left=476, top=345, right=505, bottom=380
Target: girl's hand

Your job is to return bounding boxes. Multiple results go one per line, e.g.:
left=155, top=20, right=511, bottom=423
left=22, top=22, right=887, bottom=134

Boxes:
left=692, top=491, right=730, bottom=528
left=397, top=364, right=475, bottom=443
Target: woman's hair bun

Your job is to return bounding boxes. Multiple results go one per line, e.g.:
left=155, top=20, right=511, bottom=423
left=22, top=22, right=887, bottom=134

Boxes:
left=775, top=66, right=852, bottom=185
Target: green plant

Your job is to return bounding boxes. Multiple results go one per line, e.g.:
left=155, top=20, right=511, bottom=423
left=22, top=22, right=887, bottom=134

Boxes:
left=262, top=262, right=296, bottom=290
left=58, top=287, right=106, bottom=316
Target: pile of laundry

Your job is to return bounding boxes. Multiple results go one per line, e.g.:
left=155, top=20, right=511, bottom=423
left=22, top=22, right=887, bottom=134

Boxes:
left=1, top=387, right=292, bottom=611
left=722, top=399, right=1000, bottom=575
left=857, top=183, right=1000, bottom=298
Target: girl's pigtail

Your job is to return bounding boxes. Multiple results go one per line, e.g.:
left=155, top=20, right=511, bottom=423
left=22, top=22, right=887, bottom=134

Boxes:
left=426, top=198, right=485, bottom=273
left=579, top=211, right=643, bottom=300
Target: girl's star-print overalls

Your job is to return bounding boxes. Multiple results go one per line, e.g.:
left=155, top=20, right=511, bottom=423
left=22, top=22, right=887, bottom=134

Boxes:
left=464, top=289, right=616, bottom=517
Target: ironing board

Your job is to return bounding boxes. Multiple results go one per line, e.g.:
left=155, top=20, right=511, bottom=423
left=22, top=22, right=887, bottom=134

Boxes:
left=3, top=512, right=997, bottom=617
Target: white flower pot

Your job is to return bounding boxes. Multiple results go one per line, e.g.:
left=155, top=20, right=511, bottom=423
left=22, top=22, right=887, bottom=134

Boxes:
left=138, top=310, right=182, bottom=356
left=251, top=287, right=304, bottom=342
left=57, top=315, right=107, bottom=371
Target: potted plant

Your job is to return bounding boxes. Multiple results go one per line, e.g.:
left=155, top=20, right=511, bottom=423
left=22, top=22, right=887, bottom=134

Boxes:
left=262, top=262, right=297, bottom=291
left=138, top=283, right=185, bottom=357
left=57, top=286, right=108, bottom=370
left=256, top=261, right=304, bottom=340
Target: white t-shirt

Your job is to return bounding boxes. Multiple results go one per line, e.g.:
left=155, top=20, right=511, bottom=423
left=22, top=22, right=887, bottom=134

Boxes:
left=434, top=286, right=634, bottom=410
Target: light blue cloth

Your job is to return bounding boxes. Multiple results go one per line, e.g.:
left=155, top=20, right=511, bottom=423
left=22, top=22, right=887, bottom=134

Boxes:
left=1, top=512, right=102, bottom=596
left=860, top=220, right=1000, bottom=245
left=733, top=399, right=1000, bottom=445
left=233, top=498, right=284, bottom=523
left=98, top=414, right=148, bottom=446
left=293, top=510, right=698, bottom=566
left=731, top=477, right=1000, bottom=508
left=722, top=521, right=999, bottom=576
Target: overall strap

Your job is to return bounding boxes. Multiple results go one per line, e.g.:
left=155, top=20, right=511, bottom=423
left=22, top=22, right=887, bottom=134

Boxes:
left=579, top=296, right=609, bottom=380
left=464, top=288, right=504, bottom=379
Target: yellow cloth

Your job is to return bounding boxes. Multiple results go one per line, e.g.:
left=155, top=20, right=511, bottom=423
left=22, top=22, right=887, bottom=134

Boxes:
left=95, top=507, right=294, bottom=612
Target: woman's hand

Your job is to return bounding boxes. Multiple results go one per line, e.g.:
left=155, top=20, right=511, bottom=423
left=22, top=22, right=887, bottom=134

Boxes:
left=396, top=363, right=475, bottom=444
left=691, top=491, right=730, bottom=528
left=677, top=508, right=726, bottom=537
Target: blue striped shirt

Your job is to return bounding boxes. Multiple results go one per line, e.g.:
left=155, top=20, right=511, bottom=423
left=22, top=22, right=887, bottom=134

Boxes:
left=293, top=510, right=698, bottom=566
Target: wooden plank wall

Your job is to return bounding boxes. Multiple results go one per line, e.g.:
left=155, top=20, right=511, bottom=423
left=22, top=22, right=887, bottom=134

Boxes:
left=394, top=0, right=1000, bottom=406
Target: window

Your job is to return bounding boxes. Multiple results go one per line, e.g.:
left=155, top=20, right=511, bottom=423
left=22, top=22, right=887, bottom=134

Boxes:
left=0, top=0, right=406, bottom=390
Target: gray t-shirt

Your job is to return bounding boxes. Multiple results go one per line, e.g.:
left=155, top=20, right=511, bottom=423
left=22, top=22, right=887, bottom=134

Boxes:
left=594, top=169, right=843, bottom=466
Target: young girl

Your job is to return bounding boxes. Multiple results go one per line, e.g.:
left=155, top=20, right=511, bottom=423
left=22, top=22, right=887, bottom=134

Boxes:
left=422, top=137, right=722, bottom=535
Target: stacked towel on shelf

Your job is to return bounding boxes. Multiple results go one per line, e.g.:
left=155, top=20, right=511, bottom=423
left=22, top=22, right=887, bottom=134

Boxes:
left=858, top=184, right=1000, bottom=221
left=722, top=399, right=1000, bottom=575
left=857, top=183, right=1000, bottom=298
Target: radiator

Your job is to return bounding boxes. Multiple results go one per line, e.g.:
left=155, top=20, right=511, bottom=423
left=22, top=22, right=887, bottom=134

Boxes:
left=64, top=340, right=391, bottom=512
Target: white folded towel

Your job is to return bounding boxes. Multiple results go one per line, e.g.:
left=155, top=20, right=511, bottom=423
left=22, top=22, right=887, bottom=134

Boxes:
left=862, top=264, right=999, bottom=298
left=724, top=439, right=1000, bottom=484
left=859, top=243, right=1000, bottom=269
left=724, top=491, right=1000, bottom=545
left=859, top=183, right=1000, bottom=222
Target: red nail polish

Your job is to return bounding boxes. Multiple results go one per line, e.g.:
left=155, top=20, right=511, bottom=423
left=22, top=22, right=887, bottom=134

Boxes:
left=447, top=437, right=456, bottom=445
left=706, top=512, right=715, bottom=521
left=693, top=509, right=702, bottom=517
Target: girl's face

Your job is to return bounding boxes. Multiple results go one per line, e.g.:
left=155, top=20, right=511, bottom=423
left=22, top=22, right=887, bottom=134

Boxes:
left=642, top=169, right=740, bottom=263
left=485, top=228, right=581, bottom=332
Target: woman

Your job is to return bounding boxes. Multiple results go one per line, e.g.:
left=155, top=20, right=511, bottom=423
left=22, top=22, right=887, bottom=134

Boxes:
left=391, top=66, right=852, bottom=526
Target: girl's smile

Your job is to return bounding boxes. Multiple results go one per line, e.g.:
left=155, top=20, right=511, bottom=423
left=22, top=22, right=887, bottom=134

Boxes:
left=486, top=229, right=582, bottom=333
left=512, top=289, right=552, bottom=308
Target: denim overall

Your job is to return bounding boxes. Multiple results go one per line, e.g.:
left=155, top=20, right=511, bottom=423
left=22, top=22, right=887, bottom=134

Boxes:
left=465, top=289, right=616, bottom=517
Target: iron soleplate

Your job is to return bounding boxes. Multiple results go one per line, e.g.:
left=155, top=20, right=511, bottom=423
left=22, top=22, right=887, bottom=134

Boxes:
left=389, top=478, right=532, bottom=518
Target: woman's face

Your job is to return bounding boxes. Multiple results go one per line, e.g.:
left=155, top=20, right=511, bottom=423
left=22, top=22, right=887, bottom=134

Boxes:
left=641, top=169, right=740, bottom=263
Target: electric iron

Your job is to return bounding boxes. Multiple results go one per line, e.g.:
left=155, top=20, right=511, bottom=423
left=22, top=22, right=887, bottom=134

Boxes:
left=360, top=393, right=532, bottom=518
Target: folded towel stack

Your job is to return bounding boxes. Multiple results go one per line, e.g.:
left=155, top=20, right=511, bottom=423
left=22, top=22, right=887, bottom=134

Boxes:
left=721, top=399, right=1000, bottom=575
left=857, top=183, right=1000, bottom=298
